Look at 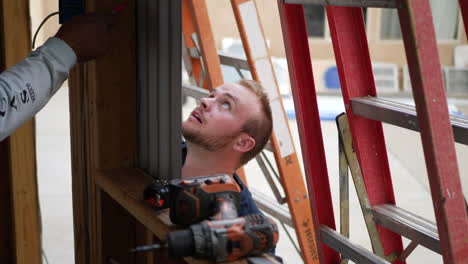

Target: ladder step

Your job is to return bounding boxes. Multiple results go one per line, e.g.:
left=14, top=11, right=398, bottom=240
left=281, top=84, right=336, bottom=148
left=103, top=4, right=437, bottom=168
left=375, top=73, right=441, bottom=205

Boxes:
left=351, top=96, right=468, bottom=145
left=187, top=48, right=251, bottom=71
left=250, top=188, right=293, bottom=227
left=182, top=83, right=209, bottom=100
left=218, top=53, right=250, bottom=70
left=320, top=225, right=390, bottom=264
left=372, top=204, right=440, bottom=253
left=283, top=0, right=400, bottom=8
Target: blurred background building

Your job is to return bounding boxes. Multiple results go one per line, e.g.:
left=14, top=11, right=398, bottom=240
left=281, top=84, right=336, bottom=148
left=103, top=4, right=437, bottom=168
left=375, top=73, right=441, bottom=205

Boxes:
left=207, top=0, right=468, bottom=99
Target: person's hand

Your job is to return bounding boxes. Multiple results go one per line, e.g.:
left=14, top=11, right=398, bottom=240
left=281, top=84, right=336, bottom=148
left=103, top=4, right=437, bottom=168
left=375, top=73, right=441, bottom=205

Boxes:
left=55, top=13, right=117, bottom=62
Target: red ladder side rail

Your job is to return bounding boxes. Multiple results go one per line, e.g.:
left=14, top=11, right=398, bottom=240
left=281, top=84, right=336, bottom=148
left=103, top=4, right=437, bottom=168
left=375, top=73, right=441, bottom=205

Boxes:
left=458, top=0, right=468, bottom=38
left=398, top=0, right=468, bottom=262
left=326, top=6, right=404, bottom=262
left=277, top=3, right=339, bottom=263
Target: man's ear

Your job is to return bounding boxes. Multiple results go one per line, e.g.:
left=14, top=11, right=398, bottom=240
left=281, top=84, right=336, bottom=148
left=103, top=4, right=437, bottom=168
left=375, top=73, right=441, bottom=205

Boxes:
left=233, top=134, right=255, bottom=153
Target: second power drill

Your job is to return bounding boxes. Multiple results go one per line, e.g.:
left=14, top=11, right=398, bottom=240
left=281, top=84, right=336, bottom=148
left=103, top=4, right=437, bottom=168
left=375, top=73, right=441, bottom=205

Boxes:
left=144, top=174, right=242, bottom=225
left=132, top=214, right=279, bottom=263
left=137, top=174, right=279, bottom=262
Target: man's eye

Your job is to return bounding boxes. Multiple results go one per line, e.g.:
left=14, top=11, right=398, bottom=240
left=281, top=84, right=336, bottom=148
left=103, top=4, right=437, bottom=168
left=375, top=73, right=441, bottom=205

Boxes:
left=221, top=102, right=230, bottom=110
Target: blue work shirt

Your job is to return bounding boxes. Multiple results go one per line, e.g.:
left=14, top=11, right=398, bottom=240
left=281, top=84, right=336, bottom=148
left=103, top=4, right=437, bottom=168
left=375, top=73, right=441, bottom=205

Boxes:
left=181, top=142, right=262, bottom=216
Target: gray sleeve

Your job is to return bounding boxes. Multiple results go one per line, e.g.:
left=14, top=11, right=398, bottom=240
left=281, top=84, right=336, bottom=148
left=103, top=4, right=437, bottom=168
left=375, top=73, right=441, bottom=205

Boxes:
left=0, top=37, right=77, bottom=141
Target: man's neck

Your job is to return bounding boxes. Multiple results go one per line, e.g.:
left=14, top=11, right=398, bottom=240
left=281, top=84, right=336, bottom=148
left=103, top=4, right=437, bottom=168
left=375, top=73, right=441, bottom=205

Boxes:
left=182, top=142, right=237, bottom=179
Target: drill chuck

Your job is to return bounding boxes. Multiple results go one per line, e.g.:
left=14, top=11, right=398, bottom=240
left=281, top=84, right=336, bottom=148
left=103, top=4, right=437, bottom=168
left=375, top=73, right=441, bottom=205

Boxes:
left=166, top=229, right=195, bottom=257
left=130, top=230, right=196, bottom=256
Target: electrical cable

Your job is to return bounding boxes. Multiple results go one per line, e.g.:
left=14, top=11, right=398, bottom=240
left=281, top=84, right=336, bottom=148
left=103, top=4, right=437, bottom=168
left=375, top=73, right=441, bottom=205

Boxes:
left=32, top=11, right=60, bottom=49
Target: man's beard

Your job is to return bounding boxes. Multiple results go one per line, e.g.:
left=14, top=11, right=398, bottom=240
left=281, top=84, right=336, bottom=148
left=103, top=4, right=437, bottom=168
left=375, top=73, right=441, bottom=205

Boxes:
left=182, top=125, right=238, bottom=151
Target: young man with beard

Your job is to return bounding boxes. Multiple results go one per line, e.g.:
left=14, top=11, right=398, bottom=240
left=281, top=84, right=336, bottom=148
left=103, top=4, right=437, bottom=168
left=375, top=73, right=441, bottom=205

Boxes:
left=181, top=79, right=273, bottom=216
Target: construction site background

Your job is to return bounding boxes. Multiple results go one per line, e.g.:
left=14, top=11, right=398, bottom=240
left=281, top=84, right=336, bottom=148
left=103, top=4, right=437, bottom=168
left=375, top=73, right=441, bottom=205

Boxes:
left=31, top=0, right=468, bottom=263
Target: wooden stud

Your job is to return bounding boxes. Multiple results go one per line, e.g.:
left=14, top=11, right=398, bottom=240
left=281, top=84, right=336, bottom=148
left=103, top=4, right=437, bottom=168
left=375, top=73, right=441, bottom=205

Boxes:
left=0, top=141, right=14, bottom=263
left=0, top=0, right=41, bottom=263
left=69, top=64, right=93, bottom=264
left=69, top=0, right=138, bottom=262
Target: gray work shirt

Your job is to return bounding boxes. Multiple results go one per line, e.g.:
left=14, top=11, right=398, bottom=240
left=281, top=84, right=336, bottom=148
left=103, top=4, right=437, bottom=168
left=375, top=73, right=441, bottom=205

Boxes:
left=0, top=37, right=76, bottom=141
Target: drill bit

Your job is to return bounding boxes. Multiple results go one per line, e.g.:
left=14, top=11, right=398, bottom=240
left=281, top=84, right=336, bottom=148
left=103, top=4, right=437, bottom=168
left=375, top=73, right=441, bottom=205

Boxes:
left=130, top=242, right=168, bottom=253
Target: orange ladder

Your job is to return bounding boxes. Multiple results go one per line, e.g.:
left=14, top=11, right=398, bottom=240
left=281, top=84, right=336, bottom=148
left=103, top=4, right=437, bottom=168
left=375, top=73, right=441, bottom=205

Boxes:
left=182, top=0, right=321, bottom=262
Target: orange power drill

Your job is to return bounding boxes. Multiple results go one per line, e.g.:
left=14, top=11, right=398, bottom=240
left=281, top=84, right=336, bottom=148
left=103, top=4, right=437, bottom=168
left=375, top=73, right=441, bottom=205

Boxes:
left=131, top=214, right=278, bottom=262
left=144, top=174, right=242, bottom=225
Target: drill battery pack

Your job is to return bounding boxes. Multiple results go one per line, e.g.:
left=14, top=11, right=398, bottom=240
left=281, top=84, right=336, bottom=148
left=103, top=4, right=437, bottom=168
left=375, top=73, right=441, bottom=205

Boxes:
left=144, top=174, right=242, bottom=226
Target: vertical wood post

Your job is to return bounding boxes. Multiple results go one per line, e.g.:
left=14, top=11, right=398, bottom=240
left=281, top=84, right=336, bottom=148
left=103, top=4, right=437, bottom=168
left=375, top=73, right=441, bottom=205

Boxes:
left=0, top=1, right=41, bottom=263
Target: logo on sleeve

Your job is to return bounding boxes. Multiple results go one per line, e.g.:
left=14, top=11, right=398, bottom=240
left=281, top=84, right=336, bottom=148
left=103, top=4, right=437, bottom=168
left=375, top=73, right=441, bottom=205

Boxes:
left=0, top=97, right=6, bottom=117
left=21, top=90, right=30, bottom=103
left=26, top=83, right=36, bottom=102
left=0, top=83, right=35, bottom=118
left=9, top=96, right=17, bottom=110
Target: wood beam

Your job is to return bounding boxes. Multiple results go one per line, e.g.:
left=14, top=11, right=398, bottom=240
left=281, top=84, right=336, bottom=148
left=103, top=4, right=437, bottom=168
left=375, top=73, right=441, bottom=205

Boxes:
left=69, top=0, right=139, bottom=262
left=0, top=0, right=41, bottom=263
left=69, top=65, right=92, bottom=264
left=0, top=141, right=14, bottom=263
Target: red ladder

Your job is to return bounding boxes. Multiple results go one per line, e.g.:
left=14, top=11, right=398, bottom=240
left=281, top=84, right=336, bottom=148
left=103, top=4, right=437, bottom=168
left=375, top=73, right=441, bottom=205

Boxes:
left=278, top=0, right=468, bottom=263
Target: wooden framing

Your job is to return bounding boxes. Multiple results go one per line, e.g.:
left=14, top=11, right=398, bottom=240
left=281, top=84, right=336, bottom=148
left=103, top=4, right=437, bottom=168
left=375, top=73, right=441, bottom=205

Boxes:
left=69, top=0, right=139, bottom=261
left=69, top=0, right=212, bottom=263
left=0, top=141, right=14, bottom=263
left=0, top=0, right=42, bottom=263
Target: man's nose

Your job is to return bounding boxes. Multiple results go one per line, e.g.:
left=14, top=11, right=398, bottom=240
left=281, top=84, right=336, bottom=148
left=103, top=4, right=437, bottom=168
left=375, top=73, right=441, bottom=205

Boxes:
left=200, top=97, right=214, bottom=111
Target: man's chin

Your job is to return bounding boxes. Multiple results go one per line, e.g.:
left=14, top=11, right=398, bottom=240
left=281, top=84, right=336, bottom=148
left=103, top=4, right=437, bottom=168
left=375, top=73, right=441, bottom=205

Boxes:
left=182, top=124, right=196, bottom=136
left=185, top=136, right=236, bottom=153
left=182, top=127, right=200, bottom=145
